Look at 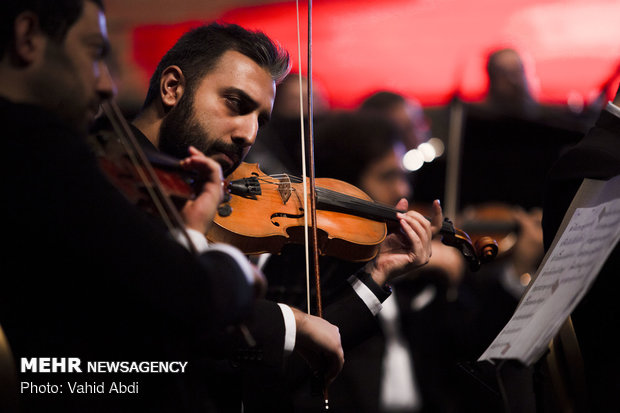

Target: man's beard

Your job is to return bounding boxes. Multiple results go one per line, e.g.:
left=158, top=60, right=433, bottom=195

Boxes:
left=158, top=93, right=244, bottom=176
left=159, top=93, right=206, bottom=159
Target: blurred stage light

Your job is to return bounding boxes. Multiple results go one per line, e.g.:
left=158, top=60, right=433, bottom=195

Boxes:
left=417, top=142, right=436, bottom=162
left=428, top=137, right=445, bottom=157
left=403, top=149, right=425, bottom=171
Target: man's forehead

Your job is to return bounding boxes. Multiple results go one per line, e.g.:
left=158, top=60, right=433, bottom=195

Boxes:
left=70, top=1, right=109, bottom=41
left=210, top=51, right=275, bottom=103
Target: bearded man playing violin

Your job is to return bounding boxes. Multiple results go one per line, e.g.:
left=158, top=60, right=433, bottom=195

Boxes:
left=124, top=21, right=443, bottom=412
left=1, top=1, right=280, bottom=412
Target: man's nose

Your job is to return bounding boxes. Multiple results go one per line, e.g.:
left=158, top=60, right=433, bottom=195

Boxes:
left=97, top=62, right=116, bottom=100
left=232, top=114, right=259, bottom=148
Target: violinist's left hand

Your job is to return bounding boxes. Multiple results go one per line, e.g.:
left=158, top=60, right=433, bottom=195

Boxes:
left=365, top=198, right=443, bottom=286
left=179, top=146, right=225, bottom=234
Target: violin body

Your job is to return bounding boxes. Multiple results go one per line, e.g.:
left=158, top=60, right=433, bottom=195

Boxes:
left=208, top=162, right=387, bottom=261
left=89, top=128, right=199, bottom=215
left=209, top=163, right=499, bottom=269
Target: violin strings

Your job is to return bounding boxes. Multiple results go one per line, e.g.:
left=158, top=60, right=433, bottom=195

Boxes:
left=315, top=186, right=400, bottom=220
left=259, top=173, right=400, bottom=220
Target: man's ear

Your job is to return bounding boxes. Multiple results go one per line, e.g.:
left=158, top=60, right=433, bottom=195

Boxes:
left=12, top=11, right=46, bottom=65
left=160, top=65, right=186, bottom=110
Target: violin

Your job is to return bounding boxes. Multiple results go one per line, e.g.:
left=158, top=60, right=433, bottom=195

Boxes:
left=208, top=162, right=498, bottom=271
left=89, top=126, right=200, bottom=214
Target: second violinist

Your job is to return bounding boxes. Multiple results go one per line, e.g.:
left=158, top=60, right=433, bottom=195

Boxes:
left=119, top=22, right=442, bottom=412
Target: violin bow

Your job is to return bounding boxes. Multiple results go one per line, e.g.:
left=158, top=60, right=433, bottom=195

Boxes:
left=305, top=0, right=323, bottom=320
left=295, top=0, right=328, bottom=408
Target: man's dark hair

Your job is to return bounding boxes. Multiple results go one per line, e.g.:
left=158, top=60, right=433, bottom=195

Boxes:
left=143, top=22, right=291, bottom=108
left=0, top=0, right=104, bottom=57
left=315, top=111, right=403, bottom=187
left=359, top=91, right=406, bottom=112
left=486, top=48, right=521, bottom=81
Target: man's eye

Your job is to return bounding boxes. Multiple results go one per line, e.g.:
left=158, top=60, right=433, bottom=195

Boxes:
left=226, top=97, right=242, bottom=112
left=87, top=40, right=108, bottom=59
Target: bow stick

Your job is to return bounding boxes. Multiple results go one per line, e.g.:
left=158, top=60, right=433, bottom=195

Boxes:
left=295, top=0, right=329, bottom=409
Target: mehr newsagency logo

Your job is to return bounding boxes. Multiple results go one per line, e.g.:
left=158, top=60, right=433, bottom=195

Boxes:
left=19, top=357, right=188, bottom=395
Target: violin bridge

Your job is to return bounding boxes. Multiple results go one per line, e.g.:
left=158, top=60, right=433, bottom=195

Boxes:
left=278, top=175, right=292, bottom=204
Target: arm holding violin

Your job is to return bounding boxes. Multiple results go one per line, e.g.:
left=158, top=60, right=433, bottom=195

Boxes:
left=312, top=199, right=442, bottom=350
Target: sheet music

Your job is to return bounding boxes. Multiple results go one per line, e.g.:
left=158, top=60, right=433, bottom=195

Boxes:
left=479, top=176, right=620, bottom=366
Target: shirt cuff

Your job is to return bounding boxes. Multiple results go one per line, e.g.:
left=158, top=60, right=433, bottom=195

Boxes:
left=171, top=228, right=210, bottom=252
left=348, top=272, right=389, bottom=316
left=277, top=303, right=296, bottom=356
left=357, top=270, right=393, bottom=301
left=171, top=228, right=256, bottom=287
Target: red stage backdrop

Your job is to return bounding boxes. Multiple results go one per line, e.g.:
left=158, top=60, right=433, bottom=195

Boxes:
left=132, top=0, right=620, bottom=109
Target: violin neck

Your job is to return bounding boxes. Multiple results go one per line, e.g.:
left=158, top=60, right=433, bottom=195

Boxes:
left=315, top=187, right=454, bottom=235
left=316, top=187, right=401, bottom=223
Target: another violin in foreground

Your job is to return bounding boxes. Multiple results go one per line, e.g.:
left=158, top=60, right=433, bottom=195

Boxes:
left=208, top=163, right=498, bottom=271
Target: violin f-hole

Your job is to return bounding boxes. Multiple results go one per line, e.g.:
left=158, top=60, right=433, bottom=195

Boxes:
left=270, top=208, right=305, bottom=227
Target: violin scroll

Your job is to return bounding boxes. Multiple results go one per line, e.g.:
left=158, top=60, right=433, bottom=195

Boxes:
left=474, top=236, right=500, bottom=264
left=439, top=218, right=498, bottom=271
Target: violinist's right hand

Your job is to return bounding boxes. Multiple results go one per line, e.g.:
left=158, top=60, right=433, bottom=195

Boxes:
left=179, top=146, right=225, bottom=234
left=291, top=307, right=344, bottom=387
